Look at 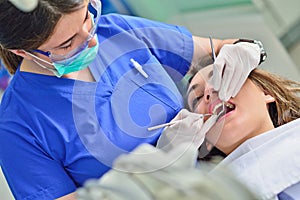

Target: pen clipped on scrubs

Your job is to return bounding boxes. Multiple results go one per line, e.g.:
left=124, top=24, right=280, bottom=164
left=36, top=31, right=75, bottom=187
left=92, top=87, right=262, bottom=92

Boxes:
left=130, top=58, right=148, bottom=78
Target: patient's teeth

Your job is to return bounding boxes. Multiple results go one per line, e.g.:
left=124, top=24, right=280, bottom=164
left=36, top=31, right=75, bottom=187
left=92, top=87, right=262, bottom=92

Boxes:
left=225, top=102, right=234, bottom=108
left=212, top=102, right=235, bottom=115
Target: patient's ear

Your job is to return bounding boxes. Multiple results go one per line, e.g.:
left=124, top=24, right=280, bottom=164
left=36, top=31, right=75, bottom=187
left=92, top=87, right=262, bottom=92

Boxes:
left=264, top=93, right=275, bottom=104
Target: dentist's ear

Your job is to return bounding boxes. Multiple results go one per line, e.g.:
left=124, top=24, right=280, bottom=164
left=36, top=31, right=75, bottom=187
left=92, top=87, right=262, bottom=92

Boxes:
left=9, top=49, right=33, bottom=60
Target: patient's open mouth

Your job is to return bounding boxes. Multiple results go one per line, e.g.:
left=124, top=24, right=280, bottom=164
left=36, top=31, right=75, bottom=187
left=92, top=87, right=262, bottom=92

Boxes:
left=212, top=101, right=235, bottom=120
left=224, top=102, right=235, bottom=113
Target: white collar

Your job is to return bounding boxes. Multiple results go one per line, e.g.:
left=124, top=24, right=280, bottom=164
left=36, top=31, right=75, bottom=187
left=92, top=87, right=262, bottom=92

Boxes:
left=214, top=118, right=300, bottom=200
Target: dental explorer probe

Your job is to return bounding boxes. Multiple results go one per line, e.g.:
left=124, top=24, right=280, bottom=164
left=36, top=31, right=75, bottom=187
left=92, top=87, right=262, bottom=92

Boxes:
left=147, top=113, right=212, bottom=131
left=148, top=38, right=220, bottom=132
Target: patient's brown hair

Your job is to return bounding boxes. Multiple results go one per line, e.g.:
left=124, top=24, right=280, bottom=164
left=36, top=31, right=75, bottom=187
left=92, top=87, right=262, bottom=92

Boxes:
left=249, top=68, right=300, bottom=127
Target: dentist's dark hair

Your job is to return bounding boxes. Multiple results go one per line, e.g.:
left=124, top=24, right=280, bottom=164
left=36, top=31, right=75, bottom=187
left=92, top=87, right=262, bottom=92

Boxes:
left=0, top=0, right=85, bottom=74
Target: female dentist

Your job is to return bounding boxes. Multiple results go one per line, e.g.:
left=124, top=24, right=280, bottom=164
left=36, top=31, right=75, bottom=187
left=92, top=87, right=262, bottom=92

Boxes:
left=0, top=0, right=262, bottom=199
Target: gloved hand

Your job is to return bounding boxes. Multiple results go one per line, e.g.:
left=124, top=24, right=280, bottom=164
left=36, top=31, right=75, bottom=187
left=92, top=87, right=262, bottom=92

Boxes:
left=212, top=42, right=260, bottom=101
left=156, top=109, right=219, bottom=152
left=77, top=143, right=257, bottom=200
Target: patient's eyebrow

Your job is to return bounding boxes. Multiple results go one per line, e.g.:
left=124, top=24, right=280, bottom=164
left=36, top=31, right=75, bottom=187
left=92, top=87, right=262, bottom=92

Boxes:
left=187, top=69, right=213, bottom=97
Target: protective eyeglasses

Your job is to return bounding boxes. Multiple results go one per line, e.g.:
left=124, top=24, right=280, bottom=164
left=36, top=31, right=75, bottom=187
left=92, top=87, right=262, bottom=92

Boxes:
left=32, top=0, right=101, bottom=64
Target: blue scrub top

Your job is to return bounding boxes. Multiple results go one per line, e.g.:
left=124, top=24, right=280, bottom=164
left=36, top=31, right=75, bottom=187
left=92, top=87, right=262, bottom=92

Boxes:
left=0, top=14, right=193, bottom=199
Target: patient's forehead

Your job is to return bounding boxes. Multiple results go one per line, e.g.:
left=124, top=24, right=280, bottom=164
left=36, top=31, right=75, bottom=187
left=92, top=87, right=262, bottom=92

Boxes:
left=190, top=65, right=213, bottom=85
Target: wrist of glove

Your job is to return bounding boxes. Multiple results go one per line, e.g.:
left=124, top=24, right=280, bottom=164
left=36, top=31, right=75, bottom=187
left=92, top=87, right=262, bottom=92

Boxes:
left=156, top=109, right=204, bottom=152
left=156, top=109, right=219, bottom=153
left=234, top=39, right=267, bottom=65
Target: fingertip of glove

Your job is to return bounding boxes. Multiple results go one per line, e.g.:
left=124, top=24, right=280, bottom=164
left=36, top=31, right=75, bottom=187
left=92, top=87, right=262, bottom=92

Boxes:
left=180, top=109, right=189, bottom=115
left=231, top=89, right=238, bottom=99
left=218, top=91, right=228, bottom=102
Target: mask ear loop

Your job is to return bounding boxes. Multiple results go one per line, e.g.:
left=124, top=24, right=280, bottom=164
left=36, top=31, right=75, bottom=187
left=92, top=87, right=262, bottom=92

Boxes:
left=48, top=2, right=99, bottom=65
left=23, top=50, right=61, bottom=77
left=32, top=60, right=61, bottom=77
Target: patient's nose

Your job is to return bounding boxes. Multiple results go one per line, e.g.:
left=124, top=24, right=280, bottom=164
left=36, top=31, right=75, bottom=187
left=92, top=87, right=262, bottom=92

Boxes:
left=204, top=86, right=218, bottom=104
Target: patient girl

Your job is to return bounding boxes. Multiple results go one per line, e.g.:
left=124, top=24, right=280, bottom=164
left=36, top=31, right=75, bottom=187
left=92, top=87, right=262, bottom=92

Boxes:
left=187, top=65, right=300, bottom=155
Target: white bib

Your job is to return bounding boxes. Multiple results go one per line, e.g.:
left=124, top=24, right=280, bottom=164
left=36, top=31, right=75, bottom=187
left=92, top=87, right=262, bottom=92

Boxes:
left=215, top=118, right=300, bottom=200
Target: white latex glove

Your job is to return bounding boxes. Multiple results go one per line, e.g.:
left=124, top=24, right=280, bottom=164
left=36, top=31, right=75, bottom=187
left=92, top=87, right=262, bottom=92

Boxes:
left=76, top=144, right=257, bottom=200
left=156, top=109, right=219, bottom=152
left=76, top=144, right=199, bottom=200
left=212, top=42, right=260, bottom=101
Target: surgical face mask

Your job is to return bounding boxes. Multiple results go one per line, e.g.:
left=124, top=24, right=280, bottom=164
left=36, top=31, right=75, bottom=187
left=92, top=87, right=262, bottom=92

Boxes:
left=26, top=36, right=99, bottom=77
left=25, top=0, right=101, bottom=77
left=53, top=36, right=99, bottom=77
left=34, top=0, right=101, bottom=61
